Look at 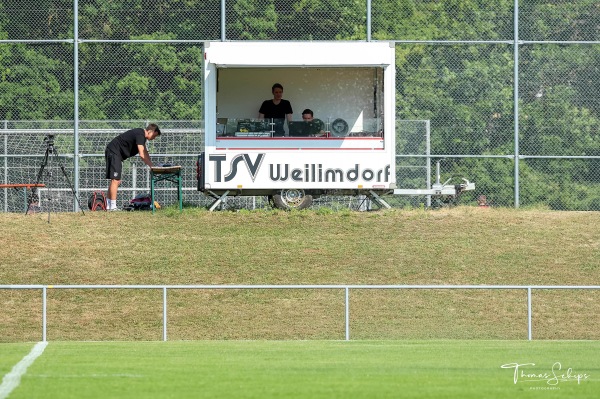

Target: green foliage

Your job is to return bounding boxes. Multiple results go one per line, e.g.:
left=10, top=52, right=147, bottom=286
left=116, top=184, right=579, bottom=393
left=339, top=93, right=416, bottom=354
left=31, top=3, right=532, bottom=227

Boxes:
left=0, top=44, right=73, bottom=119
left=228, top=0, right=278, bottom=40
left=386, top=4, right=599, bottom=209
left=77, top=33, right=203, bottom=120
left=0, top=0, right=73, bottom=40
left=0, top=2, right=598, bottom=209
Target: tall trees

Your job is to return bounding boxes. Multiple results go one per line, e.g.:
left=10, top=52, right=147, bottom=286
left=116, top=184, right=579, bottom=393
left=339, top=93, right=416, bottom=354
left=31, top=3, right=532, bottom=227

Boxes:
left=0, top=43, right=74, bottom=120
left=0, top=0, right=598, bottom=208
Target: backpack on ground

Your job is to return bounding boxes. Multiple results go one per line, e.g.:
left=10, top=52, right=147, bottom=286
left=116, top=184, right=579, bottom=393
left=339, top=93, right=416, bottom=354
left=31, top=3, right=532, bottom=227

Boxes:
left=88, top=191, right=107, bottom=211
left=124, top=193, right=159, bottom=211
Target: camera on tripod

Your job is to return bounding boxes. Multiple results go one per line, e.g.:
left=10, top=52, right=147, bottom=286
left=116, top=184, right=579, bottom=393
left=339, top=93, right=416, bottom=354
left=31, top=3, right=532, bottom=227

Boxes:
left=44, top=134, right=55, bottom=154
left=32, top=132, right=85, bottom=219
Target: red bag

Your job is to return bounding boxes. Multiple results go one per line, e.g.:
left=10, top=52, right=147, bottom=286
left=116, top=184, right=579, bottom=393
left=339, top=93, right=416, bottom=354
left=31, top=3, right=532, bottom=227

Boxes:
left=88, top=191, right=107, bottom=211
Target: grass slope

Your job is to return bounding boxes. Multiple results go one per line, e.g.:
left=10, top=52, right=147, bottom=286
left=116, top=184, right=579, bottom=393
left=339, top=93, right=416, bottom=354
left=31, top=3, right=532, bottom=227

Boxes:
left=1, top=207, right=599, bottom=341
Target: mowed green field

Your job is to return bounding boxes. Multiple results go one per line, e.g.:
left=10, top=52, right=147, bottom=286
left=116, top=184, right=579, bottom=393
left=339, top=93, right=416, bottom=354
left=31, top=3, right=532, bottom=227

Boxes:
left=1, top=340, right=599, bottom=399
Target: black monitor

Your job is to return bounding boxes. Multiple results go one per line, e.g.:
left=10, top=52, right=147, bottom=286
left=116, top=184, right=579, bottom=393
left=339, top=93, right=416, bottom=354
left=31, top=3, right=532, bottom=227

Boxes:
left=288, top=121, right=309, bottom=137
left=288, top=120, right=323, bottom=137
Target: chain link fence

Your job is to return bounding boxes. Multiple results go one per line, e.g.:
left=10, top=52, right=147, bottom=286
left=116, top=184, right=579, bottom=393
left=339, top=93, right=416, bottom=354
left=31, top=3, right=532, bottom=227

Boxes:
left=1, top=120, right=431, bottom=212
left=1, top=1, right=599, bottom=211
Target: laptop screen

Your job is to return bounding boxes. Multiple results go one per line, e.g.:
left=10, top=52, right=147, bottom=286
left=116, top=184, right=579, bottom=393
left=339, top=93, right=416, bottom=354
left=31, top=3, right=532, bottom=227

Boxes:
left=288, top=121, right=309, bottom=136
left=289, top=121, right=322, bottom=137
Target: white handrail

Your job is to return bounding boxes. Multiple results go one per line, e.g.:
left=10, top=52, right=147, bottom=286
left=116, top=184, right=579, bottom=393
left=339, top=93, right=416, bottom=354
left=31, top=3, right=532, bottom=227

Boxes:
left=2, top=284, right=599, bottom=342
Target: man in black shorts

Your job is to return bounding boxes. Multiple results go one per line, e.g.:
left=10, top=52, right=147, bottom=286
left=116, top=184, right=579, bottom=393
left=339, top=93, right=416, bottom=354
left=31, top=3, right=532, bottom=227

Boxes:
left=104, top=123, right=161, bottom=210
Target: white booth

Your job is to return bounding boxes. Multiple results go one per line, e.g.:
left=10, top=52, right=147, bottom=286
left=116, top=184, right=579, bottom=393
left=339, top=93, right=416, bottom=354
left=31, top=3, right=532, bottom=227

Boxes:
left=198, top=41, right=472, bottom=210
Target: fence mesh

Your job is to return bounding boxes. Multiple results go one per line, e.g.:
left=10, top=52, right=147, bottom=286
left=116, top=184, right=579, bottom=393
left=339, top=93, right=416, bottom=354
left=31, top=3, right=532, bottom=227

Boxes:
left=1, top=120, right=436, bottom=212
left=1, top=1, right=599, bottom=211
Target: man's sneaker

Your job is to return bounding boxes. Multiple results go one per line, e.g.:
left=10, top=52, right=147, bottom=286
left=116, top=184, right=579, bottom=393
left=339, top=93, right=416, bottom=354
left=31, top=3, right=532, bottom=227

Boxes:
left=108, top=208, right=121, bottom=212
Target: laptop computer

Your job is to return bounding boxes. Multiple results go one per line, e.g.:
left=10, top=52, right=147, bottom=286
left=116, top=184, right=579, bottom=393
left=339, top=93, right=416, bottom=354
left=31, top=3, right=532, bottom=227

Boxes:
left=288, top=121, right=309, bottom=137
left=288, top=121, right=322, bottom=137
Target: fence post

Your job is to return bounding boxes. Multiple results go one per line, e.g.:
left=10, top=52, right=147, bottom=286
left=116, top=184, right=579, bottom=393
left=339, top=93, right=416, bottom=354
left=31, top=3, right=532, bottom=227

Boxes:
left=3, top=130, right=7, bottom=212
left=366, top=0, right=371, bottom=42
left=221, top=0, right=226, bottom=41
left=73, top=0, right=80, bottom=212
left=527, top=287, right=532, bottom=340
left=163, top=287, right=168, bottom=341
left=42, top=287, right=47, bottom=342
left=425, top=120, right=431, bottom=208
left=345, top=287, right=350, bottom=341
left=513, top=0, right=520, bottom=208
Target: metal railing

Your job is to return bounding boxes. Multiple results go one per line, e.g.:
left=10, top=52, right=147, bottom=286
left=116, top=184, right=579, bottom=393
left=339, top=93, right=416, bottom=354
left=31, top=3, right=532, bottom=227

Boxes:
left=2, top=284, right=599, bottom=342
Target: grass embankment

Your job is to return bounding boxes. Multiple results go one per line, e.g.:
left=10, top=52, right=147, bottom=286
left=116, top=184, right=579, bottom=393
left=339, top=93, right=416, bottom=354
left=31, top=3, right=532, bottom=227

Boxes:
left=1, top=207, right=599, bottom=341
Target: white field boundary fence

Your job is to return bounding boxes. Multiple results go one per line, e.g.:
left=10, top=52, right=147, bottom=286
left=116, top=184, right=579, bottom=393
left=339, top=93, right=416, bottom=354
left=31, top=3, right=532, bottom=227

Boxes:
left=2, top=284, right=599, bottom=342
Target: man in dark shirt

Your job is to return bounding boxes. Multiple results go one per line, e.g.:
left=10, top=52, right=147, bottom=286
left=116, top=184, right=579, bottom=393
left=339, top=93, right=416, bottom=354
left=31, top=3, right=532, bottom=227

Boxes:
left=104, top=123, right=161, bottom=210
left=259, top=83, right=293, bottom=136
left=301, top=109, right=326, bottom=136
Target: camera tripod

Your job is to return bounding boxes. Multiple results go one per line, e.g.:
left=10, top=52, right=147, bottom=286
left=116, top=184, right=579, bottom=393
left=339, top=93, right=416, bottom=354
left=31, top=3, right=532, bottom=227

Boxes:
left=29, top=134, right=85, bottom=222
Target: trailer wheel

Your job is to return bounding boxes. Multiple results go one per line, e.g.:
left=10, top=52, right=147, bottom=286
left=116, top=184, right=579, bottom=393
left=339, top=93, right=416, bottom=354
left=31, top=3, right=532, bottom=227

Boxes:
left=272, top=189, right=313, bottom=210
